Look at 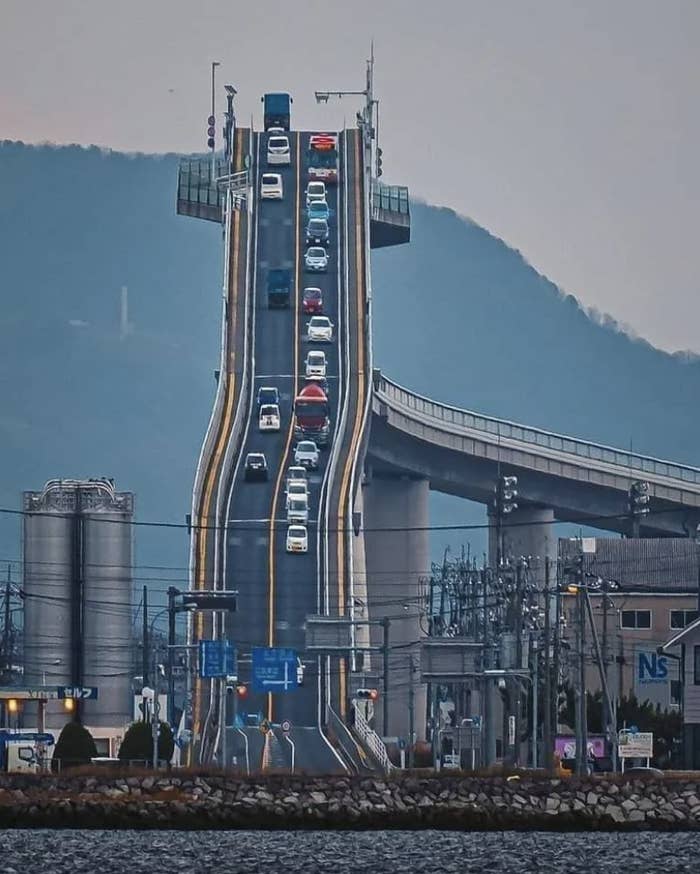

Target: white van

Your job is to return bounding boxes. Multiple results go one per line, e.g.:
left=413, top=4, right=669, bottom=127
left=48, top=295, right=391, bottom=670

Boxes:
left=267, top=135, right=291, bottom=166
left=287, top=494, right=309, bottom=524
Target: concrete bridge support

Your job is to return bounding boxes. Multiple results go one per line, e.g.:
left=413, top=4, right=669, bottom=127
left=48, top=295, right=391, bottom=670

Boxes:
left=362, top=474, right=429, bottom=741
left=488, top=505, right=558, bottom=590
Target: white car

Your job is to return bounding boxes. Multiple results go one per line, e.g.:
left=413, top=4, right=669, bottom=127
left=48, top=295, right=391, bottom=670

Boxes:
left=304, top=246, right=328, bottom=272
left=286, top=465, right=308, bottom=484
left=307, top=315, right=334, bottom=343
left=260, top=173, right=283, bottom=200
left=286, top=480, right=309, bottom=502
left=306, top=180, right=326, bottom=206
left=305, top=350, right=327, bottom=377
left=294, top=440, right=320, bottom=469
left=259, top=403, right=281, bottom=431
left=267, top=135, right=291, bottom=166
left=286, top=524, right=308, bottom=554
left=287, top=495, right=309, bottom=524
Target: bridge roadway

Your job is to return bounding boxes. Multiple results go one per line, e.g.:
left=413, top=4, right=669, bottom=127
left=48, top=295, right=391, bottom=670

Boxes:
left=219, top=128, right=366, bottom=773
left=369, top=372, right=700, bottom=538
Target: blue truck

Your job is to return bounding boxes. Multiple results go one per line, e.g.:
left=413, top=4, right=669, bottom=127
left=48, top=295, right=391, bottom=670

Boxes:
left=262, top=93, right=292, bottom=131
left=267, top=268, right=292, bottom=309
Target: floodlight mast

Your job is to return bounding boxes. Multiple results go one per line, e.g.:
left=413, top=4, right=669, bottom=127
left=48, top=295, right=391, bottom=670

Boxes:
left=314, top=47, right=379, bottom=176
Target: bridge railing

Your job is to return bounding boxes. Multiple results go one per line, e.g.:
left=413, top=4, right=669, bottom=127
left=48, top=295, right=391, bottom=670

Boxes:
left=376, top=374, right=700, bottom=485
left=353, top=706, right=394, bottom=774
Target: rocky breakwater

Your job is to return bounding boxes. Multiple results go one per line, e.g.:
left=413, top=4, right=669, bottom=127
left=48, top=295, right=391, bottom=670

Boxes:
left=1, top=773, right=700, bottom=829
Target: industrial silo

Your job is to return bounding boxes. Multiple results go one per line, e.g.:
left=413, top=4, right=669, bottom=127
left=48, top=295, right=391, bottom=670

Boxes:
left=23, top=479, right=133, bottom=731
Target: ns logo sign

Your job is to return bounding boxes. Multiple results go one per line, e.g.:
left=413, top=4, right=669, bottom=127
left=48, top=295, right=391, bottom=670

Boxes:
left=637, top=651, right=668, bottom=684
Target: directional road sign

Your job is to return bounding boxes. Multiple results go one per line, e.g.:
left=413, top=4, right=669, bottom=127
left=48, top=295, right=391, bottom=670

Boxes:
left=57, top=686, right=98, bottom=700
left=251, top=647, right=298, bottom=694
left=199, top=640, right=237, bottom=679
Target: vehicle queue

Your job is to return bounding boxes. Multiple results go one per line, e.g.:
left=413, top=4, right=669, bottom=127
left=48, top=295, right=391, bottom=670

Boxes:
left=243, top=123, right=338, bottom=555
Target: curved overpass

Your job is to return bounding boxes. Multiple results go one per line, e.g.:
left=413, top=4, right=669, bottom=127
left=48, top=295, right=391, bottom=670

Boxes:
left=368, top=371, right=700, bottom=537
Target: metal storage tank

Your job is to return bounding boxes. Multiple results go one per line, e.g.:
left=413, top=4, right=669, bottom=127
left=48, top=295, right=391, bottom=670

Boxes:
left=23, top=479, right=134, bottom=731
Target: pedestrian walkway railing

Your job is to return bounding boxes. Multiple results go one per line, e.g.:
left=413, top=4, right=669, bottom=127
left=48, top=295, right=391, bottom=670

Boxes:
left=353, top=707, right=394, bottom=774
left=375, top=373, right=700, bottom=487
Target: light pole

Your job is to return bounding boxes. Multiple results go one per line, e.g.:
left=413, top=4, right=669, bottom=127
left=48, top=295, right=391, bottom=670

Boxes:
left=210, top=61, right=221, bottom=186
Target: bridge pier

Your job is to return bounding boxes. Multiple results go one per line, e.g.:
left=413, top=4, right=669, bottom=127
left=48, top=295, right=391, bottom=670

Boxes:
left=362, top=474, right=429, bottom=741
left=488, top=505, right=557, bottom=588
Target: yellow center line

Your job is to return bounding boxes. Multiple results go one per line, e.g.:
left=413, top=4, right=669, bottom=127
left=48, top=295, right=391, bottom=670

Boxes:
left=266, top=132, right=302, bottom=723
left=193, top=128, right=244, bottom=746
left=335, top=130, right=366, bottom=716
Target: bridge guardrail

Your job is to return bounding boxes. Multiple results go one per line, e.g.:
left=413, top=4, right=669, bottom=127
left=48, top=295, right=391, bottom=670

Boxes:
left=376, top=375, right=700, bottom=486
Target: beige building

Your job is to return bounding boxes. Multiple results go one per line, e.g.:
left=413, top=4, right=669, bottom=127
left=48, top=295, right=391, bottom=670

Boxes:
left=559, top=537, right=699, bottom=713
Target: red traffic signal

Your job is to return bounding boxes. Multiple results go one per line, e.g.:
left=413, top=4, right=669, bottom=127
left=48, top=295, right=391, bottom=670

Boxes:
left=236, top=684, right=248, bottom=698
left=355, top=688, right=379, bottom=701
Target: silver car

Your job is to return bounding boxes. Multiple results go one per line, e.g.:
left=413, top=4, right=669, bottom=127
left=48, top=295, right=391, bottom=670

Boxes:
left=294, top=440, right=320, bottom=470
left=304, top=246, right=329, bottom=272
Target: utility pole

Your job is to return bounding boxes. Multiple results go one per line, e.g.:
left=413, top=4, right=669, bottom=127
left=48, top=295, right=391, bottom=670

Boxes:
left=574, top=547, right=588, bottom=775
left=531, top=633, right=539, bottom=768
left=543, top=557, right=552, bottom=770
left=513, top=560, right=524, bottom=766
left=408, top=655, right=416, bottom=768
left=552, top=559, right=562, bottom=751
left=167, top=587, right=177, bottom=727
left=142, top=585, right=149, bottom=688
left=381, top=617, right=390, bottom=736
left=482, top=567, right=496, bottom=766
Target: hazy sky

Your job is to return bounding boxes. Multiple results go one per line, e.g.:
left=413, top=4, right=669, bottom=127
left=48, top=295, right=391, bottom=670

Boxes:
left=2, top=0, right=698, bottom=352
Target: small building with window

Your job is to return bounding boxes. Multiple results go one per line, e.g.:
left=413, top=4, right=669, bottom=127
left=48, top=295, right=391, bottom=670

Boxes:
left=662, top=616, right=700, bottom=768
left=559, top=538, right=699, bottom=714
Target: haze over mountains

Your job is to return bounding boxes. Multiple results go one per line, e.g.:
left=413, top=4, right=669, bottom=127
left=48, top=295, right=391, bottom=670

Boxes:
left=1, top=141, right=698, bottom=577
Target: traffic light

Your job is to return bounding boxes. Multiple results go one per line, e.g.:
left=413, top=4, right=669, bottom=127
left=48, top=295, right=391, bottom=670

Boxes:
left=207, top=114, right=216, bottom=150
left=235, top=684, right=248, bottom=698
left=376, top=148, right=383, bottom=178
left=63, top=697, right=75, bottom=712
left=355, top=688, right=379, bottom=700
left=629, top=480, right=650, bottom=517
left=495, top=475, right=518, bottom=515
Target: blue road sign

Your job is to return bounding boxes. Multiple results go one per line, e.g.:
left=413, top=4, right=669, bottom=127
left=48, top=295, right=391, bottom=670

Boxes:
left=57, top=686, right=98, bottom=700
left=252, top=647, right=298, bottom=694
left=199, top=640, right=237, bottom=679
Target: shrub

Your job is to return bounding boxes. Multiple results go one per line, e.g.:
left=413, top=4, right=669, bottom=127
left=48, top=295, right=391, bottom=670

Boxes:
left=52, top=721, right=98, bottom=771
left=119, top=720, right=174, bottom=765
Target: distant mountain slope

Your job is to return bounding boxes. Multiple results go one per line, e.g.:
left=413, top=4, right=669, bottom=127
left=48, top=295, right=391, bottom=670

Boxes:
left=373, top=202, right=700, bottom=466
left=1, top=141, right=698, bottom=574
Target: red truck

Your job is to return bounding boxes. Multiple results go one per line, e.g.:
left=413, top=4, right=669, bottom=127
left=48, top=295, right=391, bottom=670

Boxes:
left=294, top=382, right=330, bottom=446
left=308, top=133, right=338, bottom=185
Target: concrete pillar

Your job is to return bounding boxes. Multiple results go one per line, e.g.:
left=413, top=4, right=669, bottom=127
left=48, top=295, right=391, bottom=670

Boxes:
left=363, top=475, right=429, bottom=741
left=488, top=505, right=557, bottom=590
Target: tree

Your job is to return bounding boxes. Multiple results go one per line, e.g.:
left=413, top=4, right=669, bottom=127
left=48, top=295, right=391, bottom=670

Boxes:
left=52, top=721, right=97, bottom=770
left=118, top=720, right=174, bottom=765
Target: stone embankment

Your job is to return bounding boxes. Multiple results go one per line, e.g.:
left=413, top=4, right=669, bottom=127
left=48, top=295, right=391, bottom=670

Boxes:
left=1, top=773, right=700, bottom=829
